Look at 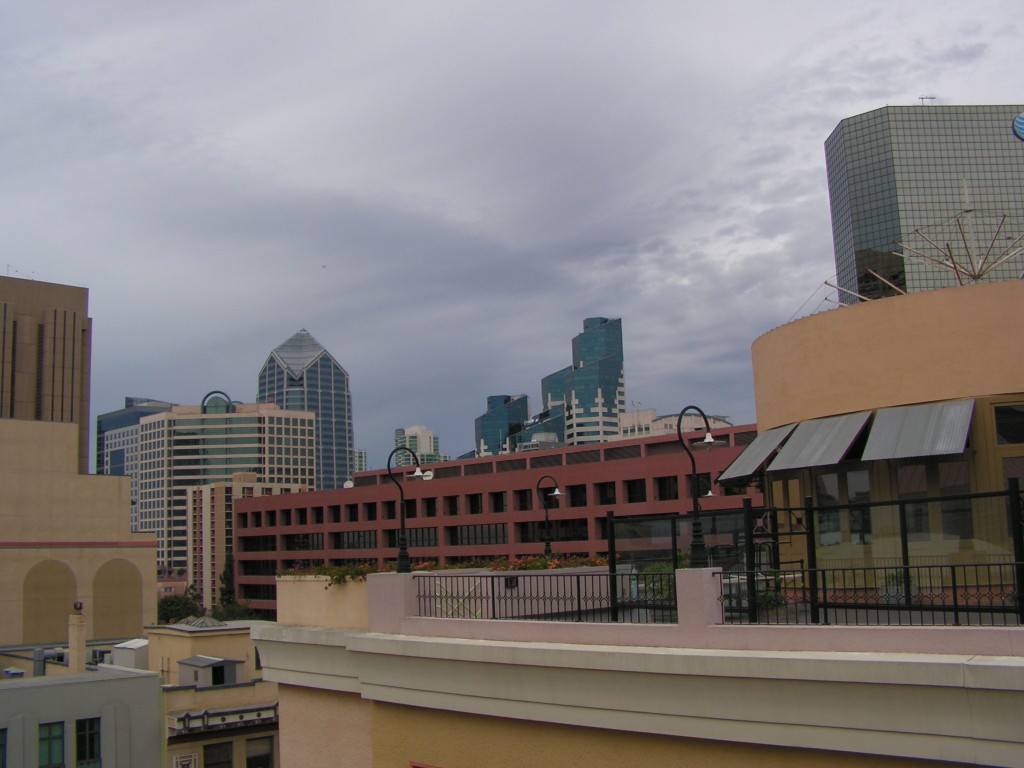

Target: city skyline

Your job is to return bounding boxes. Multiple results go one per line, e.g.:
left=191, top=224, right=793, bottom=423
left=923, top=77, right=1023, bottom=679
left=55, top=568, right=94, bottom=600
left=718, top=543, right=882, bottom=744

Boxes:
left=3, top=3, right=1020, bottom=468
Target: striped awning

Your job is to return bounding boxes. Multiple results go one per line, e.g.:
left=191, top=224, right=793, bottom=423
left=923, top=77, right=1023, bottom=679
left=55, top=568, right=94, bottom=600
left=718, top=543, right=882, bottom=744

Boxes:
left=717, top=423, right=797, bottom=481
left=861, top=400, right=974, bottom=461
left=766, top=411, right=872, bottom=472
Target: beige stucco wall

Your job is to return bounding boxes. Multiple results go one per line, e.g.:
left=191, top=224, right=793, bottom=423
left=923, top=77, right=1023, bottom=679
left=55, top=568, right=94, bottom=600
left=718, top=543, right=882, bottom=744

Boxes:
left=371, top=702, right=965, bottom=768
left=0, top=419, right=156, bottom=645
left=752, top=282, right=1024, bottom=430
left=276, top=576, right=370, bottom=629
left=278, top=685, right=372, bottom=768
left=146, top=625, right=262, bottom=685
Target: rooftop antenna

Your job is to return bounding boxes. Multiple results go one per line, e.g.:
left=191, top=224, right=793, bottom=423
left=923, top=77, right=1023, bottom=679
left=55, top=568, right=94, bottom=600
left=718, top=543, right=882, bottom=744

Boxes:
left=918, top=95, right=937, bottom=106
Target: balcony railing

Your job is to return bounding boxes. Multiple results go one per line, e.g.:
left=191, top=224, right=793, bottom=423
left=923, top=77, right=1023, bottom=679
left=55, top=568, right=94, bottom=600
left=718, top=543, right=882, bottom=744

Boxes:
left=720, top=561, right=1023, bottom=626
left=415, top=570, right=676, bottom=624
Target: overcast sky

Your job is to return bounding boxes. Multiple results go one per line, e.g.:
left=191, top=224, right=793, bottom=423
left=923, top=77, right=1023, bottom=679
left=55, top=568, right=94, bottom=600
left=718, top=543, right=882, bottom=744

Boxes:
left=2, top=2, right=1019, bottom=468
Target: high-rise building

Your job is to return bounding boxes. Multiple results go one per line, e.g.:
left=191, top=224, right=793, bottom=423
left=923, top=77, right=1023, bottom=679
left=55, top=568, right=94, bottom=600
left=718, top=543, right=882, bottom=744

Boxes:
left=475, top=394, right=530, bottom=456
left=137, top=391, right=315, bottom=570
left=825, top=104, right=1024, bottom=303
left=393, top=426, right=450, bottom=466
left=96, top=397, right=175, bottom=531
left=188, top=471, right=308, bottom=611
left=258, top=329, right=354, bottom=489
left=0, top=276, right=92, bottom=472
left=559, top=317, right=625, bottom=446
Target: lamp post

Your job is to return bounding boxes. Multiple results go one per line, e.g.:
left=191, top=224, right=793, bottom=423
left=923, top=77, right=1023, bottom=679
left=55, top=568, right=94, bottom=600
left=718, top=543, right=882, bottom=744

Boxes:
left=535, top=474, right=562, bottom=557
left=386, top=446, right=432, bottom=573
left=676, top=405, right=715, bottom=568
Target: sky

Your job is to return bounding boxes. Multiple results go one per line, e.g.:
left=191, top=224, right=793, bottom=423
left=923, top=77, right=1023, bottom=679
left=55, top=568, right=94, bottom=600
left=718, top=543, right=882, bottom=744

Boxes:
left=2, top=2, right=1019, bottom=469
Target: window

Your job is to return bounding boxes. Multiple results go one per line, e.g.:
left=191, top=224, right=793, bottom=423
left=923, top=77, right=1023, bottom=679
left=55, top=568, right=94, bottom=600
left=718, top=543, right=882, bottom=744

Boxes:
left=566, top=484, right=587, bottom=507
left=625, top=479, right=646, bottom=503
left=246, top=737, right=273, bottom=768
left=995, top=405, right=1024, bottom=444
left=204, top=742, right=233, bottom=768
left=595, top=481, right=616, bottom=505
left=847, top=469, right=872, bottom=544
left=815, top=473, right=841, bottom=546
left=444, top=496, right=459, bottom=515
left=489, top=492, right=506, bottom=513
left=897, top=464, right=930, bottom=541
left=39, top=722, right=64, bottom=768
left=513, top=489, right=532, bottom=511
left=688, top=473, right=711, bottom=498
left=654, top=476, right=678, bottom=501
left=939, top=461, right=973, bottom=541
left=384, top=501, right=396, bottom=520
left=76, top=717, right=101, bottom=768
left=467, top=494, right=483, bottom=514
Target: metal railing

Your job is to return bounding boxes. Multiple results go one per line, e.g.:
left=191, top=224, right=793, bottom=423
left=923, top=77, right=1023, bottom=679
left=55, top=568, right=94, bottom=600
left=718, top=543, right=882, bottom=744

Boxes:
left=720, top=561, right=1023, bottom=626
left=415, top=571, right=676, bottom=623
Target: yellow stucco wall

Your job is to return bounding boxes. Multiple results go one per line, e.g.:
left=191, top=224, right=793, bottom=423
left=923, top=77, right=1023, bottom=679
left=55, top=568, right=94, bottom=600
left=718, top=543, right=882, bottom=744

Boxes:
left=147, top=626, right=261, bottom=685
left=752, top=282, right=1024, bottom=430
left=278, top=684, right=372, bottom=768
left=370, top=703, right=966, bottom=768
left=0, top=419, right=156, bottom=645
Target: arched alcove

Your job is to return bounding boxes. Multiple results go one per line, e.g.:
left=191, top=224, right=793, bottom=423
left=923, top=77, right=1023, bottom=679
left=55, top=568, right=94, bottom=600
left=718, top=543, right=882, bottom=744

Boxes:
left=93, top=559, right=144, bottom=639
left=22, top=560, right=77, bottom=644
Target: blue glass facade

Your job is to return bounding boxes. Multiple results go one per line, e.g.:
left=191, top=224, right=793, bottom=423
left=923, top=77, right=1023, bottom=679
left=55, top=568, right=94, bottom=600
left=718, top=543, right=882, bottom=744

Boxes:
left=561, top=317, right=625, bottom=445
left=474, top=394, right=529, bottom=456
left=826, top=105, right=1024, bottom=303
left=258, top=330, right=354, bottom=490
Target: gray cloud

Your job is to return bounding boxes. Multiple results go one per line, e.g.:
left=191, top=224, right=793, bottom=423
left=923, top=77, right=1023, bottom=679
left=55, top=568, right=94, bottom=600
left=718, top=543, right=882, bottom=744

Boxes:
left=1, top=1, right=1018, bottom=466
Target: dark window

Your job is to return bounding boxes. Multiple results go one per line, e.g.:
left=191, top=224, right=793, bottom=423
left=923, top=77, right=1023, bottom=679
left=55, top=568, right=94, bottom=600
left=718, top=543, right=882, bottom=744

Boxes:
left=939, top=461, right=973, bottom=541
left=595, top=481, right=616, bottom=505
left=387, top=527, right=438, bottom=547
left=384, top=501, right=396, bottom=520
left=518, top=518, right=589, bottom=543
left=490, top=492, right=506, bottom=513
left=330, top=505, right=342, bottom=523
left=281, top=510, right=292, bottom=526
left=364, top=502, right=377, bottom=521
left=204, top=742, right=233, bottom=768
left=448, top=523, right=508, bottom=546
left=39, top=722, right=64, bottom=768
left=332, top=530, right=378, bottom=549
left=688, top=473, right=711, bottom=498
left=567, top=484, right=587, bottom=507
left=246, top=736, right=274, bottom=768
left=514, top=489, right=532, bottom=511
left=404, top=499, right=417, bottom=519
left=444, top=496, right=459, bottom=515
left=654, top=476, right=679, bottom=501
left=995, top=405, right=1024, bottom=444
left=346, top=504, right=359, bottom=522
left=423, top=497, right=438, bottom=517
left=282, top=533, right=323, bottom=551
left=625, top=479, right=646, bottom=503
left=297, top=508, right=307, bottom=525
left=467, top=494, right=483, bottom=514
left=239, top=535, right=276, bottom=552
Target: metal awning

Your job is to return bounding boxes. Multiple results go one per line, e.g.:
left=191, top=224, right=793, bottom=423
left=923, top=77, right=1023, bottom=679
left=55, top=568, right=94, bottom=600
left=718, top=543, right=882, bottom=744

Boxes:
left=717, top=423, right=797, bottom=481
left=766, top=411, right=872, bottom=472
left=861, top=400, right=974, bottom=461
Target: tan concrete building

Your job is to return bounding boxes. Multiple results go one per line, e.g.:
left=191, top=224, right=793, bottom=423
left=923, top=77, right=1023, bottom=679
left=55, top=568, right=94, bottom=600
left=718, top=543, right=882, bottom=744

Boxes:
left=0, top=418, right=157, bottom=646
left=720, top=281, right=1024, bottom=569
left=121, top=617, right=279, bottom=768
left=189, top=472, right=310, bottom=611
left=254, top=571, right=1024, bottom=768
left=0, top=275, right=92, bottom=473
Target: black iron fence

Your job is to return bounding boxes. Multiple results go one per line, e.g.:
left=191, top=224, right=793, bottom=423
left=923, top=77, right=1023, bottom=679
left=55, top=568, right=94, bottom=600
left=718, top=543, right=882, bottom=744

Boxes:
left=720, top=560, right=1022, bottom=626
left=415, top=570, right=676, bottom=623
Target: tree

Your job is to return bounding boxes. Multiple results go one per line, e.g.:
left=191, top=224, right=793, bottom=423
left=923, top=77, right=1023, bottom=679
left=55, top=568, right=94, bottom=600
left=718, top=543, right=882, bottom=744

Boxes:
left=219, top=554, right=236, bottom=606
left=157, top=584, right=202, bottom=624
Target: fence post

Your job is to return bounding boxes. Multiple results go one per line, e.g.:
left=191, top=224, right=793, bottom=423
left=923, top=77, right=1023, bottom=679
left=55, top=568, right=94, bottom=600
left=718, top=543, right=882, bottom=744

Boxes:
left=607, top=511, right=619, bottom=623
left=1008, top=478, right=1024, bottom=625
left=805, top=496, right=820, bottom=624
left=950, top=565, right=959, bottom=626
left=743, top=498, right=758, bottom=623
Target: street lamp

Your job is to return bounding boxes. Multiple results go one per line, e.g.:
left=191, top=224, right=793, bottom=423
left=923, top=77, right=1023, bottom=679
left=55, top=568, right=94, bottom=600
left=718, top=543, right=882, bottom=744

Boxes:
left=386, top=446, right=433, bottom=573
left=676, top=405, right=715, bottom=568
left=535, top=474, right=562, bottom=557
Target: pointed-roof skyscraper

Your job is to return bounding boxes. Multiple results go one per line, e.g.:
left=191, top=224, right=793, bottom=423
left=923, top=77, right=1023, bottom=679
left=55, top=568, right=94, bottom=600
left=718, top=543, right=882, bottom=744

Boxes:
left=258, top=329, right=354, bottom=489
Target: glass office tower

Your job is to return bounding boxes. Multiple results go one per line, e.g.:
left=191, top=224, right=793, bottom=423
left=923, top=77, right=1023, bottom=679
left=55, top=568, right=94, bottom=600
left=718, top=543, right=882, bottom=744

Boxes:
left=826, top=105, right=1024, bottom=303
left=258, top=329, right=354, bottom=490
left=475, top=394, right=530, bottom=456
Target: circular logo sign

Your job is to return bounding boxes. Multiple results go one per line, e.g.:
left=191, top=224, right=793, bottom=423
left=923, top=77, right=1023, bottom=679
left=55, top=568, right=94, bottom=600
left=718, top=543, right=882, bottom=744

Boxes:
left=1014, top=113, right=1024, bottom=142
